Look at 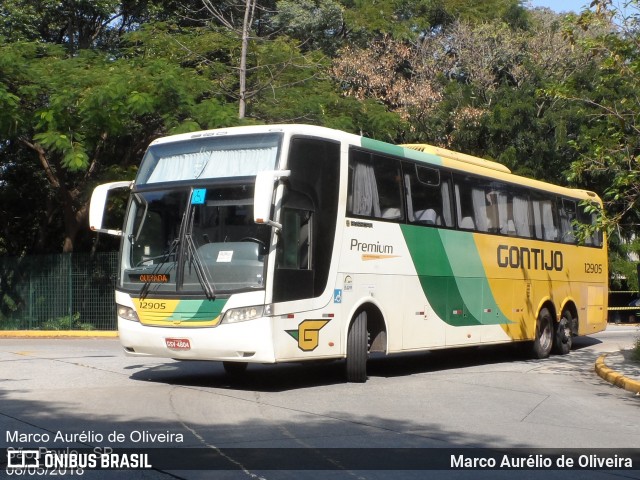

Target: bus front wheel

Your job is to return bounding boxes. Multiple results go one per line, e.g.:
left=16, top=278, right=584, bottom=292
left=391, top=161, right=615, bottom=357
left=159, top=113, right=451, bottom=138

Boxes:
left=531, top=308, right=553, bottom=359
left=346, top=311, right=368, bottom=383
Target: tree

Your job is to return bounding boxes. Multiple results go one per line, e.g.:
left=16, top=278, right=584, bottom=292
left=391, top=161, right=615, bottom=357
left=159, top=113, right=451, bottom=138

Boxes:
left=0, top=36, right=238, bottom=253
left=0, top=0, right=184, bottom=52
left=331, top=8, right=604, bottom=185
left=201, top=0, right=262, bottom=118
left=0, top=6, right=408, bottom=254
left=561, top=0, right=640, bottom=238
left=273, top=0, right=346, bottom=55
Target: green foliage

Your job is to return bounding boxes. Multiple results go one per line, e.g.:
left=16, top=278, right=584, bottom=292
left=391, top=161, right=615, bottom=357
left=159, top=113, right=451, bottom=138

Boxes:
left=0, top=29, right=244, bottom=252
left=342, top=0, right=437, bottom=41
left=41, top=313, right=81, bottom=331
left=38, top=312, right=96, bottom=331
left=608, top=235, right=640, bottom=292
left=445, top=0, right=528, bottom=26
left=275, top=0, right=345, bottom=54
left=0, top=0, right=636, bottom=258
left=0, top=0, right=187, bottom=51
left=559, top=0, right=640, bottom=238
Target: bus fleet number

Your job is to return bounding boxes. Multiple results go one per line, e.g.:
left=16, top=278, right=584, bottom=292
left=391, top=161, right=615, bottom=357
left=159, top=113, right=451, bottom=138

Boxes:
left=584, top=263, right=603, bottom=274
left=139, top=301, right=166, bottom=310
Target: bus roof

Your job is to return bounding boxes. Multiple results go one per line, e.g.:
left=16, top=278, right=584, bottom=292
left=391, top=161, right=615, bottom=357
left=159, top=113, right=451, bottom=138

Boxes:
left=148, top=124, right=601, bottom=204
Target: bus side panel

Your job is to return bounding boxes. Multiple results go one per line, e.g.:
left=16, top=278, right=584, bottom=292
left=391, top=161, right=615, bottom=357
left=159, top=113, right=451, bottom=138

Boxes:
left=270, top=301, right=345, bottom=362
left=473, top=234, right=608, bottom=339
left=585, top=285, right=607, bottom=334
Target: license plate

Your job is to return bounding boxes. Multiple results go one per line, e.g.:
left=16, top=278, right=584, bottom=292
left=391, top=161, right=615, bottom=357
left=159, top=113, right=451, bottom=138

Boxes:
left=165, top=338, right=191, bottom=350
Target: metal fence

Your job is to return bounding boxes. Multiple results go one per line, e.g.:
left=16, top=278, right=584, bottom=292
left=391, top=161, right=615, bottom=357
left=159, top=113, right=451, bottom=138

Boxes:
left=0, top=252, right=118, bottom=331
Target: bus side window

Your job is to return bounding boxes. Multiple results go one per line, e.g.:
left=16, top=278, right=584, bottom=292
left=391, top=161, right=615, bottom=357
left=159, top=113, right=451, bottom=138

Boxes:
left=559, top=198, right=577, bottom=244
left=577, top=203, right=602, bottom=247
left=404, top=163, right=452, bottom=227
left=510, top=194, right=533, bottom=238
left=454, top=176, right=487, bottom=231
left=279, top=208, right=312, bottom=270
left=348, top=149, right=404, bottom=221
left=530, top=194, right=557, bottom=241
left=348, top=149, right=379, bottom=217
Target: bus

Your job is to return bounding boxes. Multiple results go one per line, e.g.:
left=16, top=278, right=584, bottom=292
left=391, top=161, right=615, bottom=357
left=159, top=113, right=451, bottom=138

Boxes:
left=90, top=124, right=608, bottom=382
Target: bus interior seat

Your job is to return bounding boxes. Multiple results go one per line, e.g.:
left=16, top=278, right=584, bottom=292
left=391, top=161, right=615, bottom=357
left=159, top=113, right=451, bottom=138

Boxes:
left=415, top=209, right=440, bottom=225
left=382, top=208, right=402, bottom=219
left=460, top=217, right=475, bottom=229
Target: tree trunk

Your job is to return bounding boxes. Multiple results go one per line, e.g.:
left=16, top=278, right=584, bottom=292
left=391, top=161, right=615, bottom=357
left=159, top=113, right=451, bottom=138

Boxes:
left=238, top=0, right=256, bottom=119
left=20, top=137, right=86, bottom=253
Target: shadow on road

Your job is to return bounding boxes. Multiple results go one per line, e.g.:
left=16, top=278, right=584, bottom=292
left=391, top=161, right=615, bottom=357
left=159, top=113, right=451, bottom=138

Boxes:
left=128, top=336, right=604, bottom=393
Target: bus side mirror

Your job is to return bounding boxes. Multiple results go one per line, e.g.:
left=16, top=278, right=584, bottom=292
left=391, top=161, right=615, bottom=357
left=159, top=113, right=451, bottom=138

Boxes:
left=89, top=181, right=132, bottom=236
left=253, top=170, right=290, bottom=231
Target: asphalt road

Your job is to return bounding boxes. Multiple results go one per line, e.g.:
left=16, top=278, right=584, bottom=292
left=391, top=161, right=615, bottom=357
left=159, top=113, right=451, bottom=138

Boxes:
left=1, top=325, right=639, bottom=480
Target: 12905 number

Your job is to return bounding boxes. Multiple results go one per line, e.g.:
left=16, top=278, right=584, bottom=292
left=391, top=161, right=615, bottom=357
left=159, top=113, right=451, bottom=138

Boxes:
left=584, top=263, right=603, bottom=274
left=138, top=301, right=166, bottom=310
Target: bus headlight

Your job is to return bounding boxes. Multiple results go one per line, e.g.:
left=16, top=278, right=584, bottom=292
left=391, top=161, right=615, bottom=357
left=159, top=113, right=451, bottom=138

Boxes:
left=117, top=304, right=140, bottom=322
left=222, top=306, right=264, bottom=324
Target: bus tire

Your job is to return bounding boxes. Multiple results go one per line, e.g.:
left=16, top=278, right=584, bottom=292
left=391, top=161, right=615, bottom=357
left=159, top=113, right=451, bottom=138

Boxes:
left=531, top=307, right=553, bottom=359
left=552, top=310, right=573, bottom=355
left=346, top=311, right=368, bottom=383
left=223, top=361, right=248, bottom=376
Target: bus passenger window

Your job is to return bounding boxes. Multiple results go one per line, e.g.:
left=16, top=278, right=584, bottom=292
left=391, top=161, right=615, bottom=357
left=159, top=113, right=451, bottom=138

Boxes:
left=578, top=203, right=602, bottom=247
left=348, top=150, right=403, bottom=221
left=511, top=195, right=532, bottom=238
left=454, top=179, right=486, bottom=231
left=559, top=198, right=577, bottom=244
left=532, top=196, right=559, bottom=241
left=404, top=164, right=453, bottom=227
left=278, top=208, right=311, bottom=269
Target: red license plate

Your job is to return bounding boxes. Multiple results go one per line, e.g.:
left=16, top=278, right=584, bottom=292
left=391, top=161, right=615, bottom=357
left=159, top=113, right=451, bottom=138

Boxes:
left=165, top=338, right=191, bottom=350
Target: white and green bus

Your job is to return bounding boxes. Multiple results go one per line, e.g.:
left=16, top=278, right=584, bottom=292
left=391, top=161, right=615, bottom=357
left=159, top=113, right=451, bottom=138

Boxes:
left=90, top=124, right=608, bottom=382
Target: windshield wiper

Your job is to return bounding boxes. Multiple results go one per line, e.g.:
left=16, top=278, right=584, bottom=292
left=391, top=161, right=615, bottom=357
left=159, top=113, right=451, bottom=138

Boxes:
left=184, top=230, right=215, bottom=300
left=181, top=201, right=216, bottom=300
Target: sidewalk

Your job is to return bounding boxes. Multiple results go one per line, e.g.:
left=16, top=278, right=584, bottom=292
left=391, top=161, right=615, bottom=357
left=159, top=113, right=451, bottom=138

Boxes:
left=595, top=349, right=640, bottom=395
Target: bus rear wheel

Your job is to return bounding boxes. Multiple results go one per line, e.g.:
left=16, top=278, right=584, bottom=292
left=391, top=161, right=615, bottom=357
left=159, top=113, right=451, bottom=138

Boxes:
left=552, top=310, right=573, bottom=355
left=346, top=311, right=368, bottom=383
left=531, top=307, right=553, bottom=359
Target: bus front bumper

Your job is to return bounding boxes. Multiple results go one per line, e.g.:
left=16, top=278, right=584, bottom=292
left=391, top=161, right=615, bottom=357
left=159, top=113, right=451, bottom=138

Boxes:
left=117, top=317, right=276, bottom=363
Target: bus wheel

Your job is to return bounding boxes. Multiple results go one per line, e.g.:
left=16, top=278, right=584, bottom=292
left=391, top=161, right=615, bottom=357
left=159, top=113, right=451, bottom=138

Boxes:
left=223, top=361, right=248, bottom=376
left=532, top=307, right=553, bottom=359
left=346, top=311, right=368, bottom=383
left=552, top=310, right=573, bottom=355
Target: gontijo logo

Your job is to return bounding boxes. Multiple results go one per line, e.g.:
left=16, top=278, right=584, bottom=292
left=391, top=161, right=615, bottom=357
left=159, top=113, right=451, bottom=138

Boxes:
left=286, top=320, right=330, bottom=351
left=496, top=245, right=563, bottom=272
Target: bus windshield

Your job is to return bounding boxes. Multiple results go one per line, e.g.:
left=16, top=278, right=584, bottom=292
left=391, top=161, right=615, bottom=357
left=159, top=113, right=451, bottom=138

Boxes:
left=121, top=184, right=270, bottom=296
left=136, top=133, right=281, bottom=185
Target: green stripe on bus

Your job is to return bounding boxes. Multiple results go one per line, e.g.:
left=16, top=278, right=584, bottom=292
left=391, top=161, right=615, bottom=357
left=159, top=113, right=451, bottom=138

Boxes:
left=360, top=137, right=442, bottom=165
left=400, top=225, right=511, bottom=327
left=175, top=298, right=227, bottom=321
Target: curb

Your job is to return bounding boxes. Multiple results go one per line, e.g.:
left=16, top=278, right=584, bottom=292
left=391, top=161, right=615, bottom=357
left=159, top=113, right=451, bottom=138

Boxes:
left=595, top=354, right=640, bottom=394
left=0, top=331, right=118, bottom=338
